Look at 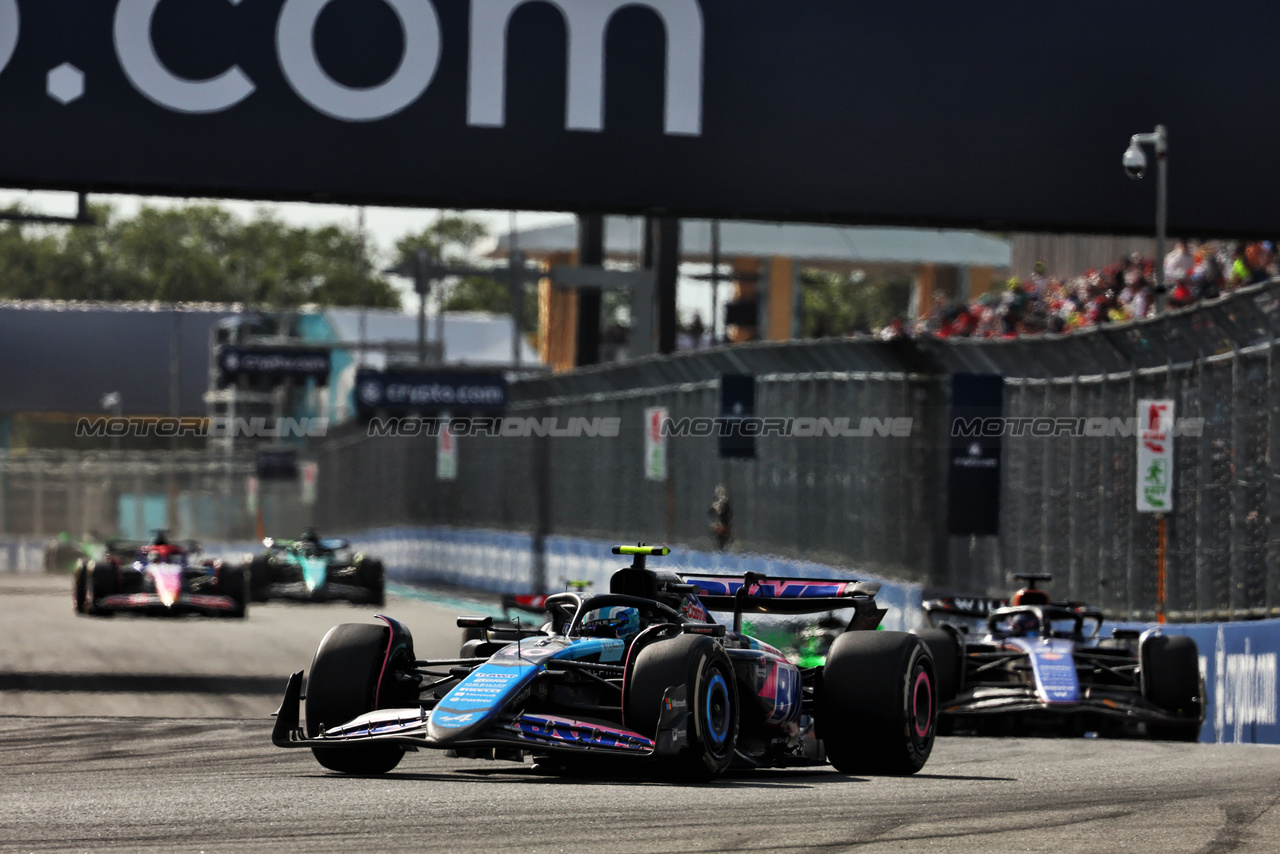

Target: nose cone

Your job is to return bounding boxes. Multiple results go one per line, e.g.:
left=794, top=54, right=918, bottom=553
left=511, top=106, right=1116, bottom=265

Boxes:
left=151, top=565, right=182, bottom=607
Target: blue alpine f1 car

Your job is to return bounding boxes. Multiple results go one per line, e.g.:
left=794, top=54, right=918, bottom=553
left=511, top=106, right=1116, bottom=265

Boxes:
left=915, top=574, right=1204, bottom=740
left=272, top=545, right=938, bottom=780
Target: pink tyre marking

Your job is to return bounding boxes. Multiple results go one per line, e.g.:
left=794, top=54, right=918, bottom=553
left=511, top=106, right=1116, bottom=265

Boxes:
left=912, top=670, right=932, bottom=739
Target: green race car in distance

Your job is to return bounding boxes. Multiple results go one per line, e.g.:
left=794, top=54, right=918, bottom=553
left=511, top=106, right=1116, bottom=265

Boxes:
left=244, top=530, right=384, bottom=606
left=742, top=612, right=866, bottom=668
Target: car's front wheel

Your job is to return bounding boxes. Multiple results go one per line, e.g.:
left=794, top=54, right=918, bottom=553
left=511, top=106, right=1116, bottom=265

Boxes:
left=305, top=623, right=405, bottom=775
left=85, top=562, right=117, bottom=617
left=73, top=561, right=88, bottom=614
left=626, top=634, right=739, bottom=781
left=218, top=566, right=249, bottom=619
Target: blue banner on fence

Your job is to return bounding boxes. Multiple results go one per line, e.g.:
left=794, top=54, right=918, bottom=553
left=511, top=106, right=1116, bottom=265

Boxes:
left=342, top=526, right=922, bottom=633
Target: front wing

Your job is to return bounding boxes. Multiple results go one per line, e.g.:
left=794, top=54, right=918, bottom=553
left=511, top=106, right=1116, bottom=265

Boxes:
left=260, top=580, right=380, bottom=604
left=942, top=685, right=1203, bottom=726
left=271, top=671, right=689, bottom=759
left=95, top=591, right=240, bottom=616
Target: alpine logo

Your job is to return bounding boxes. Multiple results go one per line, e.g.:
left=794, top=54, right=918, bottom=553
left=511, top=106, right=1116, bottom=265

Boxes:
left=434, top=712, right=477, bottom=725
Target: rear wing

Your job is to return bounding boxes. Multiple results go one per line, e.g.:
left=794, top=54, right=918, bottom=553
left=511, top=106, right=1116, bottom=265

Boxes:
left=923, top=596, right=1009, bottom=619
left=682, top=572, right=885, bottom=632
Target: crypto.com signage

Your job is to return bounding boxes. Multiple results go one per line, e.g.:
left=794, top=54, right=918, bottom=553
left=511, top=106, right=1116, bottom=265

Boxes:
left=2, top=1, right=1279, bottom=235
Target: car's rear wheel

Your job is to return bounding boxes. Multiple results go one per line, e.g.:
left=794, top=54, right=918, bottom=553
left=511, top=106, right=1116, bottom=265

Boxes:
left=357, top=557, right=385, bottom=607
left=911, top=628, right=959, bottom=703
left=625, top=634, right=738, bottom=781
left=818, top=631, right=936, bottom=775
left=306, top=623, right=405, bottom=775
left=1141, top=634, right=1202, bottom=742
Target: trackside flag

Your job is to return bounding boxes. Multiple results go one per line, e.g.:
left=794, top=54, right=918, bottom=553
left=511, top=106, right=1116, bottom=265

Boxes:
left=1138, top=399, right=1174, bottom=512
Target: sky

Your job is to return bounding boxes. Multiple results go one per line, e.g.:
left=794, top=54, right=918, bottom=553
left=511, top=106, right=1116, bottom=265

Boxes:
left=0, top=189, right=722, bottom=324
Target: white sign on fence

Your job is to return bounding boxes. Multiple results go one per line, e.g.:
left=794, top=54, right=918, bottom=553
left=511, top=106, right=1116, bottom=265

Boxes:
left=300, top=461, right=318, bottom=505
left=1137, top=398, right=1174, bottom=512
left=437, top=420, right=457, bottom=482
left=644, top=407, right=667, bottom=481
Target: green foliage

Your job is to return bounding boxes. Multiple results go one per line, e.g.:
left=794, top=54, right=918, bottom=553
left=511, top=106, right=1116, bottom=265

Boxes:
left=799, top=269, right=913, bottom=337
left=392, top=215, right=536, bottom=331
left=0, top=202, right=402, bottom=308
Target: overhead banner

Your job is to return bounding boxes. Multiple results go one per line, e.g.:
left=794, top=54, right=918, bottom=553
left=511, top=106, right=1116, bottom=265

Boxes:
left=1138, top=399, right=1174, bottom=513
left=1, top=1, right=1279, bottom=235
left=354, top=369, right=507, bottom=415
left=644, top=406, right=667, bottom=481
left=947, top=374, right=1003, bottom=536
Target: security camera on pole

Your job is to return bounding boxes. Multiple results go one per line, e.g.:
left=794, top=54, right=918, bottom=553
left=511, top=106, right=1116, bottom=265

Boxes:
left=1122, top=125, right=1168, bottom=311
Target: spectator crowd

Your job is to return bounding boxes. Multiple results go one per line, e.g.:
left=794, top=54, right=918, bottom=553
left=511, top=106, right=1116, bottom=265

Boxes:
left=882, top=239, right=1279, bottom=340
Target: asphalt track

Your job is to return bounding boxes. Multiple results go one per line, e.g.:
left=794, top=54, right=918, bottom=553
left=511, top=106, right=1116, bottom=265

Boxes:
left=4, top=575, right=1280, bottom=853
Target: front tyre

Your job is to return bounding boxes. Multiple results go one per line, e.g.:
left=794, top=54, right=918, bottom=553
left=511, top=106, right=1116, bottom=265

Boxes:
left=626, top=634, right=739, bottom=781
left=305, top=623, right=405, bottom=775
left=73, top=561, right=88, bottom=614
left=818, top=631, right=936, bottom=776
left=218, top=566, right=249, bottom=619
left=85, top=562, right=117, bottom=617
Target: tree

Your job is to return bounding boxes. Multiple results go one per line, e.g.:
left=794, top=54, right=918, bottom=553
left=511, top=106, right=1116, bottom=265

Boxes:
left=800, top=269, right=913, bottom=337
left=0, top=202, right=401, bottom=308
left=391, top=214, right=537, bottom=331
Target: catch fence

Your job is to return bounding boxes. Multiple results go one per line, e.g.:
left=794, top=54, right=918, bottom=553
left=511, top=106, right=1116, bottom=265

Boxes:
left=0, top=450, right=309, bottom=548
left=315, top=279, right=1280, bottom=621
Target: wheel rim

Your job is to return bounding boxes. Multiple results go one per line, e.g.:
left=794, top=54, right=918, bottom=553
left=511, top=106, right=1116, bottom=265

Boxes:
left=910, top=663, right=934, bottom=747
left=705, top=671, right=731, bottom=747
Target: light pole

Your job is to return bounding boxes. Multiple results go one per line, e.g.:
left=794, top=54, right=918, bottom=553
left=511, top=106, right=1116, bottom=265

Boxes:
left=1123, top=124, right=1168, bottom=310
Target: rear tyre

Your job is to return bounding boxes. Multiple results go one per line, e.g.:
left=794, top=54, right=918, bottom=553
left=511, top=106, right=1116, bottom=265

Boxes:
left=1142, top=634, right=1202, bottom=742
left=219, top=566, right=249, bottom=619
left=625, top=634, right=739, bottom=781
left=911, top=628, right=959, bottom=703
left=306, top=623, right=405, bottom=775
left=357, top=557, right=385, bottom=607
left=818, top=631, right=936, bottom=775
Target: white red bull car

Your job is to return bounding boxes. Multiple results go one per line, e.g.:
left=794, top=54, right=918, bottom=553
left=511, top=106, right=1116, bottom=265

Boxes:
left=73, top=533, right=248, bottom=619
left=915, top=574, right=1203, bottom=740
left=272, top=545, right=938, bottom=780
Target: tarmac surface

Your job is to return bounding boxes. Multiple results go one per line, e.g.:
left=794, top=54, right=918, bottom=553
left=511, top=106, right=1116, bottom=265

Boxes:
left=4, top=573, right=1280, bottom=853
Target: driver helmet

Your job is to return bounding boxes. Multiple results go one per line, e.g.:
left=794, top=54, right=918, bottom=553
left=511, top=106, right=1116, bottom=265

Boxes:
left=580, top=606, right=641, bottom=640
left=1009, top=611, right=1040, bottom=637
